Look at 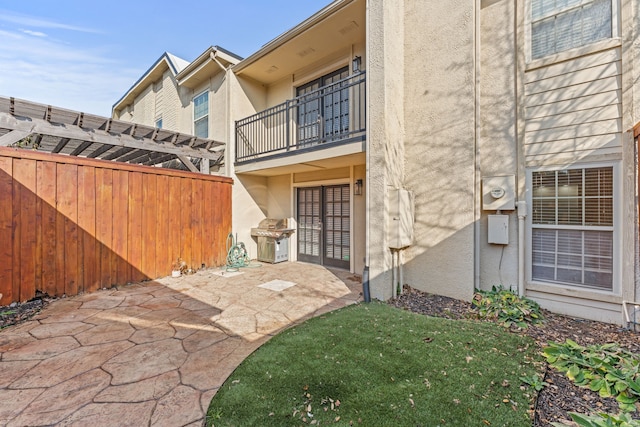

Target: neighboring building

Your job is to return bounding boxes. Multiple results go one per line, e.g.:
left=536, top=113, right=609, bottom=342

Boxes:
left=114, top=0, right=640, bottom=325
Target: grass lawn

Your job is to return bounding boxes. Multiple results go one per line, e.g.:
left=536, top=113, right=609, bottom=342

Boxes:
left=206, top=302, right=541, bottom=426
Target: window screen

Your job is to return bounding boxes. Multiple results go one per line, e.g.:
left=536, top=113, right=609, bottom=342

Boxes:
left=531, top=0, right=612, bottom=60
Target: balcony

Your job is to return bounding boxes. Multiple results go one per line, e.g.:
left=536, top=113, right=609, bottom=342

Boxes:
left=235, top=72, right=366, bottom=165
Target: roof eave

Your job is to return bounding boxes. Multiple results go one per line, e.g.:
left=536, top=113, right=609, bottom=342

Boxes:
left=176, top=47, right=242, bottom=88
left=112, top=53, right=177, bottom=114
left=233, top=0, right=354, bottom=74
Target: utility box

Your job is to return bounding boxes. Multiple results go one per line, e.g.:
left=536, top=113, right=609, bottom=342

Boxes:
left=388, top=188, right=414, bottom=249
left=488, top=215, right=509, bottom=245
left=482, top=175, right=516, bottom=211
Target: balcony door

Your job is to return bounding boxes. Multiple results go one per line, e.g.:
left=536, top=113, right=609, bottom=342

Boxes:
left=296, top=67, right=350, bottom=147
left=297, top=185, right=350, bottom=269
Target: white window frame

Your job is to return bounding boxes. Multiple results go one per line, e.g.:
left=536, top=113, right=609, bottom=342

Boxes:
left=525, top=0, right=620, bottom=64
left=526, top=161, right=621, bottom=295
left=193, top=90, right=209, bottom=138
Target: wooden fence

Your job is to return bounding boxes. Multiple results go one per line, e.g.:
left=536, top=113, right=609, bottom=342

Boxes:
left=0, top=147, right=232, bottom=305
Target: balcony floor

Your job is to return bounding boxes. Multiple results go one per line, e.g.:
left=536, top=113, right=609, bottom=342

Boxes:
left=234, top=140, right=365, bottom=176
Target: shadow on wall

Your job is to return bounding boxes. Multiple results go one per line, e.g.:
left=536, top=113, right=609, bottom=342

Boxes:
left=0, top=153, right=231, bottom=305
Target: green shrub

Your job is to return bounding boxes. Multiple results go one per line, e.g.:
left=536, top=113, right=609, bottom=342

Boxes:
left=472, top=286, right=544, bottom=328
left=552, top=412, right=640, bottom=427
left=544, top=340, right=640, bottom=412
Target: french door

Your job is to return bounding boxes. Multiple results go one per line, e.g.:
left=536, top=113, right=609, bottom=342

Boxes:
left=296, top=67, right=350, bottom=147
left=297, top=185, right=350, bottom=269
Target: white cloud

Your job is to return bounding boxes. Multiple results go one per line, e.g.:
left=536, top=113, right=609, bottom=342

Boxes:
left=0, top=29, right=141, bottom=116
left=21, top=29, right=47, bottom=37
left=0, top=10, right=100, bottom=33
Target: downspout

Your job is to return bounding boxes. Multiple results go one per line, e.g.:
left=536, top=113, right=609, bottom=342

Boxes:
left=473, top=0, right=481, bottom=292
left=517, top=201, right=527, bottom=296
left=363, top=0, right=371, bottom=301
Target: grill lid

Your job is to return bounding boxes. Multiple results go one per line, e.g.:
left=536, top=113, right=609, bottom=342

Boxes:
left=251, top=218, right=295, bottom=239
left=257, top=218, right=288, bottom=230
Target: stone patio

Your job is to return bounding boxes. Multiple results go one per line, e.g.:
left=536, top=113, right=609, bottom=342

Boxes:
left=0, top=262, right=362, bottom=426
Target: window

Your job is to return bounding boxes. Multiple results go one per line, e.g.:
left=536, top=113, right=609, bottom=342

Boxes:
left=155, top=117, right=163, bottom=129
left=531, top=0, right=612, bottom=60
left=531, top=166, right=614, bottom=290
left=193, top=91, right=208, bottom=138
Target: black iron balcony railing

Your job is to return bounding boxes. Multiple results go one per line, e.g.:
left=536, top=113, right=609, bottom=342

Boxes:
left=235, top=71, right=366, bottom=164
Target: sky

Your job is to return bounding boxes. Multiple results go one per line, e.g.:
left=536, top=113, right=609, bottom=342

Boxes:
left=0, top=1, right=332, bottom=117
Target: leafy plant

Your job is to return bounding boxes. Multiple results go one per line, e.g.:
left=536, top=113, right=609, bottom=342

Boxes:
left=544, top=340, right=640, bottom=412
left=472, top=286, right=544, bottom=328
left=520, top=373, right=548, bottom=391
left=552, top=411, right=640, bottom=427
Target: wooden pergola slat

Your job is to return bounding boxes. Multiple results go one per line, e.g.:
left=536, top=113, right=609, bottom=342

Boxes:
left=0, top=96, right=225, bottom=174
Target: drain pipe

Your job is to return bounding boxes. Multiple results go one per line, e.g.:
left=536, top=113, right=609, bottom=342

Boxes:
left=517, top=201, right=527, bottom=297
left=398, top=250, right=404, bottom=296
left=391, top=249, right=397, bottom=298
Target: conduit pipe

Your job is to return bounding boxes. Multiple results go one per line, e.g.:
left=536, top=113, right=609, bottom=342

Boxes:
left=398, top=250, right=404, bottom=296
left=391, top=249, right=396, bottom=298
left=517, top=201, right=527, bottom=297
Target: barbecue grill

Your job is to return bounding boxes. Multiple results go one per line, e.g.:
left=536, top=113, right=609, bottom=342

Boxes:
left=250, top=218, right=295, bottom=263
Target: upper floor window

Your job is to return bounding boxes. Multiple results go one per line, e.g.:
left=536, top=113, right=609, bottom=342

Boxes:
left=155, top=117, right=163, bottom=129
left=531, top=0, right=612, bottom=60
left=193, top=91, right=209, bottom=138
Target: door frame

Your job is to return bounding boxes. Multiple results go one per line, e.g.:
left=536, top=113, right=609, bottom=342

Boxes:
left=293, top=178, right=353, bottom=271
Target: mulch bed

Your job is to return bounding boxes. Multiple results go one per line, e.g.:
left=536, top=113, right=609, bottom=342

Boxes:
left=390, top=285, right=640, bottom=427
left=0, top=295, right=50, bottom=330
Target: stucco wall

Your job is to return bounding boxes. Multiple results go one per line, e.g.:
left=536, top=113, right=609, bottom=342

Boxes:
left=353, top=164, right=366, bottom=275
left=401, top=0, right=477, bottom=301
left=366, top=0, right=404, bottom=300
left=478, top=0, right=519, bottom=290
left=227, top=73, right=271, bottom=257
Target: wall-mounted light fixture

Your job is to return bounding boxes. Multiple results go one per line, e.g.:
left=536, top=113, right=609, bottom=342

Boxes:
left=354, top=179, right=363, bottom=196
left=352, top=56, right=361, bottom=73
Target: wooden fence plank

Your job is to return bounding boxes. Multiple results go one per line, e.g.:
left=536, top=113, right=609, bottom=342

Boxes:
left=180, top=178, right=193, bottom=269
left=128, top=172, right=144, bottom=281
left=54, top=164, right=68, bottom=297
left=12, top=159, right=23, bottom=301
left=78, top=166, right=98, bottom=293
left=35, top=163, right=43, bottom=294
left=203, top=181, right=214, bottom=268
left=57, top=163, right=79, bottom=297
left=95, top=168, right=113, bottom=287
left=141, top=173, right=157, bottom=278
left=192, top=179, right=204, bottom=269
left=155, top=175, right=170, bottom=277
left=38, top=161, right=57, bottom=297
left=168, top=175, right=181, bottom=270
left=16, top=159, right=37, bottom=301
left=0, top=157, right=13, bottom=305
left=112, top=170, right=129, bottom=285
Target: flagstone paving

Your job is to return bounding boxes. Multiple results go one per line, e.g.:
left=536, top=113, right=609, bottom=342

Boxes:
left=1, top=262, right=362, bottom=426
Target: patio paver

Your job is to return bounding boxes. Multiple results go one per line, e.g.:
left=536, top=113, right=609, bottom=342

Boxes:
left=1, top=262, right=361, bottom=425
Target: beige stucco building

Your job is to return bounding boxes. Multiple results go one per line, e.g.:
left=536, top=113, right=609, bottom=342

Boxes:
left=113, top=0, right=640, bottom=325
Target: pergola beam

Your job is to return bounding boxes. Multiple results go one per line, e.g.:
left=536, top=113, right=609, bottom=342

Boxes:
left=0, top=130, right=31, bottom=146
left=177, top=155, right=199, bottom=173
left=0, top=112, right=222, bottom=161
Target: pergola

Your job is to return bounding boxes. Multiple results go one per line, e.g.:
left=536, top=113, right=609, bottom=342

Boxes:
left=0, top=96, right=224, bottom=174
